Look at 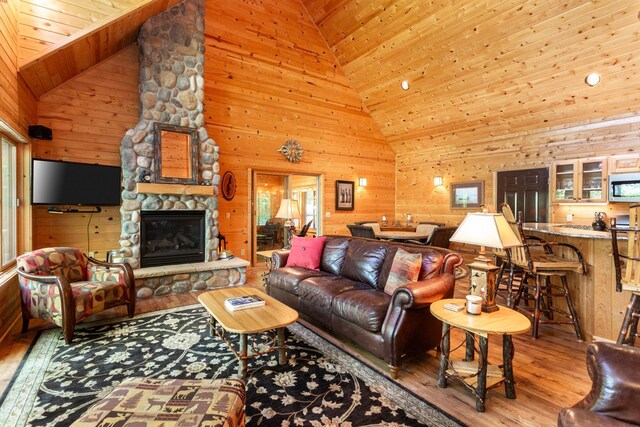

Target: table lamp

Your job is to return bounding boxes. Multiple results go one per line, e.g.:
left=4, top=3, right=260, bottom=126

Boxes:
left=450, top=212, right=521, bottom=312
left=276, top=199, right=301, bottom=249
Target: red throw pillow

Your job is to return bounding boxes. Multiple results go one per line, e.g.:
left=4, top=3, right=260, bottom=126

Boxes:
left=286, top=236, right=327, bottom=270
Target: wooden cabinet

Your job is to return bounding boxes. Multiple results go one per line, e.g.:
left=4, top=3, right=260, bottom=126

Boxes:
left=551, top=157, right=607, bottom=203
left=609, top=154, right=640, bottom=174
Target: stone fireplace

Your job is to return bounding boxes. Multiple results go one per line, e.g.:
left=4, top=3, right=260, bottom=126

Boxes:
left=118, top=0, right=247, bottom=299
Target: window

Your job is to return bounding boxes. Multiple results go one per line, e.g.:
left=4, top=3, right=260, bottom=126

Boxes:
left=292, top=187, right=317, bottom=230
left=1, top=138, right=17, bottom=267
left=257, top=193, right=271, bottom=226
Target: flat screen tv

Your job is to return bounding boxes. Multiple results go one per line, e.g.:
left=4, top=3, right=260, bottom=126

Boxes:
left=31, top=159, right=121, bottom=206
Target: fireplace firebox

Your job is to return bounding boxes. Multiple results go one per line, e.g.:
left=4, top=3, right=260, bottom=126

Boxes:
left=140, top=210, right=206, bottom=267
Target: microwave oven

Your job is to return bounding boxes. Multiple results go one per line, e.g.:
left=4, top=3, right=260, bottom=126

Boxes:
left=609, top=173, right=640, bottom=202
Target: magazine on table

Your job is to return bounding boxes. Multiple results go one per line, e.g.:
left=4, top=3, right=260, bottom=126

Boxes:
left=224, top=294, right=265, bottom=311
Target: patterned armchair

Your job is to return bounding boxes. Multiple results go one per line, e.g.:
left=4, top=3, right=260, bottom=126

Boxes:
left=17, top=247, right=136, bottom=344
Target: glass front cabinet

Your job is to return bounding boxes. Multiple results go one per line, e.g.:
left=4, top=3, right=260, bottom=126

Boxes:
left=551, top=158, right=607, bottom=203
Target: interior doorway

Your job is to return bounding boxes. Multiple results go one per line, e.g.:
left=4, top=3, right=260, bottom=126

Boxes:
left=496, top=167, right=549, bottom=222
left=251, top=171, right=321, bottom=265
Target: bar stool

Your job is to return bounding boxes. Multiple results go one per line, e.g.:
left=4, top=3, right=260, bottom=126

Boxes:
left=493, top=203, right=549, bottom=308
left=509, top=211, right=586, bottom=340
left=610, top=204, right=640, bottom=346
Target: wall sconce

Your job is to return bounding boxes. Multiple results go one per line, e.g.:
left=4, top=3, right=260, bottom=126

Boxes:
left=359, top=177, right=368, bottom=187
left=433, top=176, right=443, bottom=186
left=401, top=80, right=410, bottom=90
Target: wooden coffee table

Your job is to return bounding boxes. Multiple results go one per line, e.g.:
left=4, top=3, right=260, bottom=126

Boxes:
left=431, top=298, right=531, bottom=412
left=198, top=286, right=298, bottom=377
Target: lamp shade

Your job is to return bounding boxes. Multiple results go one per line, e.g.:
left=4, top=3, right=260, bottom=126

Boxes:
left=275, top=199, right=301, bottom=219
left=450, top=213, right=521, bottom=249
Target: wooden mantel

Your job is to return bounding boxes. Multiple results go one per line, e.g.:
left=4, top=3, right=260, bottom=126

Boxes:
left=136, top=182, right=213, bottom=196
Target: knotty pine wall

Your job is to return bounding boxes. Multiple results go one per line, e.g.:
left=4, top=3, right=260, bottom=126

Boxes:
left=0, top=0, right=20, bottom=133
left=0, top=0, right=37, bottom=343
left=396, top=115, right=640, bottom=227
left=305, top=0, right=640, bottom=226
left=32, top=45, right=139, bottom=258
left=203, top=0, right=395, bottom=259
left=18, top=0, right=146, bottom=64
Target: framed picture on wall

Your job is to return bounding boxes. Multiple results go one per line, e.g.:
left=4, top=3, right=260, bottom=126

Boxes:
left=450, top=181, right=484, bottom=209
left=335, top=180, right=354, bottom=211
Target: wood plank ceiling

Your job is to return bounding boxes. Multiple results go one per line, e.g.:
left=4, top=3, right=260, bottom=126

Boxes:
left=302, top=0, right=640, bottom=156
left=18, top=0, right=182, bottom=98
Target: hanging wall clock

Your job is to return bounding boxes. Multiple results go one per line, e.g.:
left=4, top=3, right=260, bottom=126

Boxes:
left=221, top=171, right=237, bottom=201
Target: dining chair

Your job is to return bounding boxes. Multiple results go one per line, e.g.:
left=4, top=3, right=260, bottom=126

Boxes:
left=414, top=222, right=444, bottom=243
left=427, top=226, right=458, bottom=248
left=296, top=220, right=314, bottom=237
left=346, top=224, right=377, bottom=239
left=360, top=222, right=382, bottom=235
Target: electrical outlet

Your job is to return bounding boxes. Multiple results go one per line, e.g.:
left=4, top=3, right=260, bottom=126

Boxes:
left=240, top=249, right=245, bottom=256
left=325, top=211, right=331, bottom=218
left=566, top=214, right=573, bottom=222
left=225, top=212, right=231, bottom=219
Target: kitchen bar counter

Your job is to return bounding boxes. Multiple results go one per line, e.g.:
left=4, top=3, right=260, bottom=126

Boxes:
left=520, top=223, right=625, bottom=342
left=522, top=223, right=611, bottom=239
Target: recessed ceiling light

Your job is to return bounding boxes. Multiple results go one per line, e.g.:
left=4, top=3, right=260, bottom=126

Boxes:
left=401, top=80, right=410, bottom=90
left=585, top=72, right=601, bottom=87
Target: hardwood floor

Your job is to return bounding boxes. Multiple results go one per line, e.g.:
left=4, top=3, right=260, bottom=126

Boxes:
left=0, top=266, right=590, bottom=426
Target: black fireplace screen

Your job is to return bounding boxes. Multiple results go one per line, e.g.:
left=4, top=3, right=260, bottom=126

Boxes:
left=140, top=210, right=205, bottom=267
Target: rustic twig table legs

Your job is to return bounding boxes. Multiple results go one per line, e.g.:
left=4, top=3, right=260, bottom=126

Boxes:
left=208, top=315, right=289, bottom=377
left=438, top=321, right=518, bottom=412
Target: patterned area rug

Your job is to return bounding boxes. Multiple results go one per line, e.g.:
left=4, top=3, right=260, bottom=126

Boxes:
left=0, top=305, right=464, bottom=427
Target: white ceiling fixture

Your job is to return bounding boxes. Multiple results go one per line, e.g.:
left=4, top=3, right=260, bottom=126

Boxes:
left=585, top=72, right=601, bottom=87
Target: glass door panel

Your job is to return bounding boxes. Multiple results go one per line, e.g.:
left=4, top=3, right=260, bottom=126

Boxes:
left=554, top=163, right=575, bottom=201
left=581, top=160, right=604, bottom=201
left=254, top=173, right=286, bottom=265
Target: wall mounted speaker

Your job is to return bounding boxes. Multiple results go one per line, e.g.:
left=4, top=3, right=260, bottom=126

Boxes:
left=28, top=125, right=52, bottom=140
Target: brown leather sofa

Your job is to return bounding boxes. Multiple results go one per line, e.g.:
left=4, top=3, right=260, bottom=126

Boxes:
left=558, top=342, right=640, bottom=426
left=266, top=236, right=463, bottom=378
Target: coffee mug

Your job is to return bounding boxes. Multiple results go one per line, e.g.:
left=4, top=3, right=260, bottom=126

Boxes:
left=466, top=295, right=483, bottom=315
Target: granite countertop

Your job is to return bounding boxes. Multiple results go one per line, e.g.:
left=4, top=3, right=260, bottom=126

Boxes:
left=522, top=223, right=612, bottom=239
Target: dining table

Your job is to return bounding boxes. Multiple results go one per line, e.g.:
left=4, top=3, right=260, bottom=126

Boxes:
left=375, top=231, right=430, bottom=241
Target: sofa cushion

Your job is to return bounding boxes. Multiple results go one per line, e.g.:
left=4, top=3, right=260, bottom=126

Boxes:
left=269, top=267, right=328, bottom=295
left=378, top=245, right=443, bottom=289
left=384, top=248, right=422, bottom=295
left=298, top=276, right=370, bottom=311
left=340, top=239, right=387, bottom=288
left=321, top=237, right=351, bottom=275
left=332, top=289, right=391, bottom=333
left=286, top=236, right=327, bottom=270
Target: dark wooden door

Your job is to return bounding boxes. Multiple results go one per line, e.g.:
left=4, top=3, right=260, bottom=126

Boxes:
left=496, top=168, right=549, bottom=222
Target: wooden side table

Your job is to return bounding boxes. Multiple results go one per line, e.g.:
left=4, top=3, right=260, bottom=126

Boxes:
left=430, top=298, right=531, bottom=412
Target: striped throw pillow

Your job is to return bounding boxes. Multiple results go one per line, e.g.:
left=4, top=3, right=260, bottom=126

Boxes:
left=384, top=248, right=422, bottom=295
